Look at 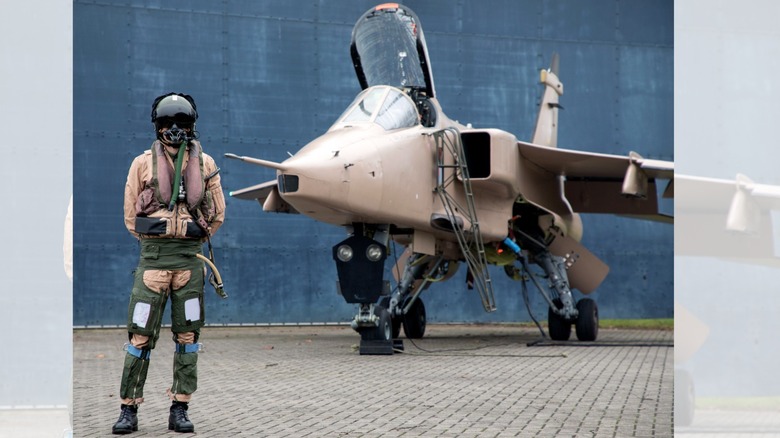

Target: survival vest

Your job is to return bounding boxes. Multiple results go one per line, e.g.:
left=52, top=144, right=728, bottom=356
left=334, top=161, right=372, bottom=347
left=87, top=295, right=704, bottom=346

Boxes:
left=134, top=140, right=216, bottom=239
left=151, top=140, right=205, bottom=211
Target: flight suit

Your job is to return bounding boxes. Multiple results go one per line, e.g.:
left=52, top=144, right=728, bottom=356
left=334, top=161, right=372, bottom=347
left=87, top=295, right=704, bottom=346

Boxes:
left=119, top=139, right=225, bottom=406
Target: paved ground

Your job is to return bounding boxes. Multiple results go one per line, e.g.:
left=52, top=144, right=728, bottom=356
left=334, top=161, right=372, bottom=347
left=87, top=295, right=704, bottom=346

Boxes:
left=73, top=324, right=673, bottom=437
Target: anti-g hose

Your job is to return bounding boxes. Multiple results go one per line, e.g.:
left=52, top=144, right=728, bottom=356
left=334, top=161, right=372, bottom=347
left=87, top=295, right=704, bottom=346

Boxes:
left=195, top=253, right=228, bottom=299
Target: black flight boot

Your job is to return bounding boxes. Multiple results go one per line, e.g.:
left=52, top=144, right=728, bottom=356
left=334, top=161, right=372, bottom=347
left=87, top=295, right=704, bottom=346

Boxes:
left=168, top=401, right=195, bottom=433
left=111, top=404, right=138, bottom=434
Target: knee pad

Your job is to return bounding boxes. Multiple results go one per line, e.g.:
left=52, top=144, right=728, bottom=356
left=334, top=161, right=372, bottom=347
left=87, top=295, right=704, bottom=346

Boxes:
left=127, top=275, right=167, bottom=337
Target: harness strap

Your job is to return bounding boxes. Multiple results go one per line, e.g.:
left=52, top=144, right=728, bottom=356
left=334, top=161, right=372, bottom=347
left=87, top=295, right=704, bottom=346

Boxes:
left=175, top=343, right=200, bottom=354
left=168, top=142, right=187, bottom=211
left=126, top=344, right=151, bottom=360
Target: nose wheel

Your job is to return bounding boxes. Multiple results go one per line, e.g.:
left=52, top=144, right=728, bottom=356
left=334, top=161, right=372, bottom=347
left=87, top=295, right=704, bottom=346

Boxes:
left=363, top=306, right=392, bottom=341
left=355, top=305, right=396, bottom=354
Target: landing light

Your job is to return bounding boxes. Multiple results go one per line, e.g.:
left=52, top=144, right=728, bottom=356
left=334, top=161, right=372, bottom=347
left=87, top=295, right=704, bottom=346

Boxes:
left=366, top=244, right=383, bottom=262
left=337, top=245, right=354, bottom=262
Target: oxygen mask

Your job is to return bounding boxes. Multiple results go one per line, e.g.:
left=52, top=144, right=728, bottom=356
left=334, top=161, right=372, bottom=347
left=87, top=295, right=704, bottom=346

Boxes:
left=161, top=123, right=192, bottom=145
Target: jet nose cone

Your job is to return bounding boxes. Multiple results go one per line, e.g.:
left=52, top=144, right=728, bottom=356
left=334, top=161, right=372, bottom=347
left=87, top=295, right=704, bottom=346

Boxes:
left=276, top=130, right=385, bottom=224
left=274, top=141, right=352, bottom=222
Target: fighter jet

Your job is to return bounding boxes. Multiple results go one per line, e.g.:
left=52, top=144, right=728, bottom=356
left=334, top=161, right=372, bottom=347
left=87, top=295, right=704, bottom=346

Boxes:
left=227, top=3, right=674, bottom=354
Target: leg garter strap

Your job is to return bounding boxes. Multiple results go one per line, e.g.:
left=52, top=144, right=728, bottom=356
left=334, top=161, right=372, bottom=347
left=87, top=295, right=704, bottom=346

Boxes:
left=175, top=343, right=200, bottom=354
left=126, top=344, right=151, bottom=360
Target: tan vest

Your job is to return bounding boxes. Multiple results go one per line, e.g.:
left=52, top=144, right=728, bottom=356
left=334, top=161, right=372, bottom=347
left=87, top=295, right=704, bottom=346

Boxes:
left=134, top=140, right=215, bottom=238
left=151, top=140, right=205, bottom=211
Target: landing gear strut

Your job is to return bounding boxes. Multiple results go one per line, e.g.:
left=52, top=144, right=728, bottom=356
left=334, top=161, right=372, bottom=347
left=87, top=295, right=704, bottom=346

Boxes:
left=523, top=248, right=599, bottom=342
left=333, top=225, right=396, bottom=355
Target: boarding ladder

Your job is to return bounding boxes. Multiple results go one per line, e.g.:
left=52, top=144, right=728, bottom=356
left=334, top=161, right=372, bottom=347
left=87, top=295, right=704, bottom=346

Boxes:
left=432, top=128, right=496, bottom=312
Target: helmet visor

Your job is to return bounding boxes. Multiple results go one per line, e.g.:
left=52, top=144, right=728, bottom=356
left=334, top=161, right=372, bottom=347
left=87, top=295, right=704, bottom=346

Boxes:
left=155, top=117, right=194, bottom=131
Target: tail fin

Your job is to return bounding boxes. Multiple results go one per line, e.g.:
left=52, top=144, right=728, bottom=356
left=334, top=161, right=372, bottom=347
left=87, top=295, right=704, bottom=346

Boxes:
left=531, top=53, right=563, bottom=148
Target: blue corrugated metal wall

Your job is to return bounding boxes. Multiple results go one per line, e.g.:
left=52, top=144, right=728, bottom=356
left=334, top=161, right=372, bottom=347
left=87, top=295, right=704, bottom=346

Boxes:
left=74, top=0, right=673, bottom=326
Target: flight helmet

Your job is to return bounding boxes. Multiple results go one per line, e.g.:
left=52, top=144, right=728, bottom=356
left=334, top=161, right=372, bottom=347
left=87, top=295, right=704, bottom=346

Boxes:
left=151, top=93, right=198, bottom=144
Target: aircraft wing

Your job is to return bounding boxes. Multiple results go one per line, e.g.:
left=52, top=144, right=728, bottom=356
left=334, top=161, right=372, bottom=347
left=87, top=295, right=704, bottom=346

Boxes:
left=229, top=179, right=299, bottom=214
left=676, top=173, right=780, bottom=264
left=517, top=141, right=673, bottom=222
left=230, top=180, right=277, bottom=201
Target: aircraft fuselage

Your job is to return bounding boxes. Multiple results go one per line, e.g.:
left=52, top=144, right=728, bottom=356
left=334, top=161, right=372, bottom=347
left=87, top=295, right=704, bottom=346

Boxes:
left=272, top=87, right=581, bottom=255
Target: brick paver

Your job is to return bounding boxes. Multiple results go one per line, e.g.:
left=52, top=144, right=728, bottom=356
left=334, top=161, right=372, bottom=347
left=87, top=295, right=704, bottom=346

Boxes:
left=74, top=325, right=673, bottom=437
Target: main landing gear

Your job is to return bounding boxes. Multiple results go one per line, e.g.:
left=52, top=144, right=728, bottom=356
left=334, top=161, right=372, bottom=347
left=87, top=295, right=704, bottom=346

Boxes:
left=528, top=249, right=599, bottom=342
left=548, top=296, right=599, bottom=341
left=509, top=215, right=600, bottom=343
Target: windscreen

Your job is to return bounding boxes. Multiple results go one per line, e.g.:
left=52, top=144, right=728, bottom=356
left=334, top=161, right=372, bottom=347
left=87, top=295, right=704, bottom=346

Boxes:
left=338, top=86, right=419, bottom=131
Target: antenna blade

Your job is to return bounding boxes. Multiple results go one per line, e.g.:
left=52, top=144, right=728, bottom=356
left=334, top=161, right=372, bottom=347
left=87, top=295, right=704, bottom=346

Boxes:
left=550, top=52, right=560, bottom=76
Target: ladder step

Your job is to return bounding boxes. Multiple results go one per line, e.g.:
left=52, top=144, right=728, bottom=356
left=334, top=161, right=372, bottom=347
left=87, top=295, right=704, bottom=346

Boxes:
left=433, top=127, right=496, bottom=312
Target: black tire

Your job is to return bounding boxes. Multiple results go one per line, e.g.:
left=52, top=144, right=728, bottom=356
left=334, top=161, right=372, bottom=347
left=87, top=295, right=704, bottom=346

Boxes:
left=378, top=297, right=402, bottom=339
left=391, top=314, right=402, bottom=339
left=548, top=298, right=571, bottom=341
left=575, top=298, right=599, bottom=341
left=374, top=306, right=393, bottom=341
left=402, top=298, right=426, bottom=339
left=675, top=369, right=695, bottom=427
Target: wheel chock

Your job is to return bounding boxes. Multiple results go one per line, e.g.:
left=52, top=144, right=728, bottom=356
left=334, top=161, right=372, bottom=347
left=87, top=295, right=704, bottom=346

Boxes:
left=359, top=339, right=394, bottom=355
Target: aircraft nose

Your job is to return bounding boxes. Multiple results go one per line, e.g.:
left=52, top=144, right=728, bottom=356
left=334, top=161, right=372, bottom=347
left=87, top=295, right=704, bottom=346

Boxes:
left=272, top=145, right=353, bottom=218
left=275, top=133, right=383, bottom=220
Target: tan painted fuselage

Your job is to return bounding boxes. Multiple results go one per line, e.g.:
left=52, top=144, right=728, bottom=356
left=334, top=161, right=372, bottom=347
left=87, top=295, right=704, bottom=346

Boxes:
left=271, top=91, right=580, bottom=260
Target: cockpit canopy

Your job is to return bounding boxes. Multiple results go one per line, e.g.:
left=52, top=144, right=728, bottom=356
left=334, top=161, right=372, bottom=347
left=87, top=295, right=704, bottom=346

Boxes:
left=351, top=3, right=435, bottom=98
left=334, top=86, right=420, bottom=131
